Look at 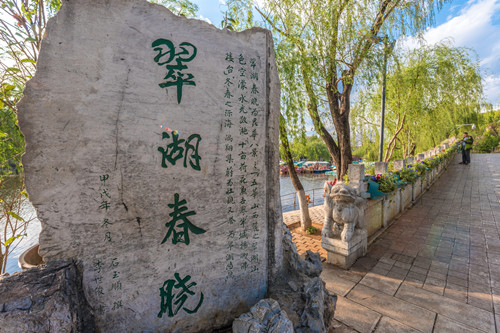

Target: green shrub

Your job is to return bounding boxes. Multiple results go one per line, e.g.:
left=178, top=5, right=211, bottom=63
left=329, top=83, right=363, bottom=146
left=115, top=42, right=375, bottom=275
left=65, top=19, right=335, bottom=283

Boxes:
left=474, top=132, right=500, bottom=153
left=306, top=226, right=318, bottom=234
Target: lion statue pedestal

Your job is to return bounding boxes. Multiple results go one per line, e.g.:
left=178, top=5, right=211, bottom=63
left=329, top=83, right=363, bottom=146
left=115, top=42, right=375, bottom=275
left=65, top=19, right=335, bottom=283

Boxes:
left=321, top=182, right=367, bottom=269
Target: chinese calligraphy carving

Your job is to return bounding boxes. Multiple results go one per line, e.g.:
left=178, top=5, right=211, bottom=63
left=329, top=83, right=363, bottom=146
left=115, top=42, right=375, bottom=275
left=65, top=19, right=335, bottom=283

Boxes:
left=158, top=131, right=202, bottom=170
left=158, top=273, right=204, bottom=318
left=152, top=39, right=197, bottom=104
left=161, top=193, right=206, bottom=245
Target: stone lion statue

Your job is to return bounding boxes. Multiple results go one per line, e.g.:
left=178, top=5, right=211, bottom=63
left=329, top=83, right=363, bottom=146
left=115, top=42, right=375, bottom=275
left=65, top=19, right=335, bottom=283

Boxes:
left=322, top=182, right=366, bottom=242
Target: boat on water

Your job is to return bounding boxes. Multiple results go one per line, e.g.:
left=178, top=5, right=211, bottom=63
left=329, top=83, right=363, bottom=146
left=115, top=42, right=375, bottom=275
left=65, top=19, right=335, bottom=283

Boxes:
left=325, top=170, right=337, bottom=176
left=280, top=160, right=335, bottom=176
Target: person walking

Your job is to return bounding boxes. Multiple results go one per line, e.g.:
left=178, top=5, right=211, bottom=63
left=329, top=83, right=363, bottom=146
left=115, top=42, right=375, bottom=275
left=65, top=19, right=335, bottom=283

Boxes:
left=459, top=132, right=473, bottom=165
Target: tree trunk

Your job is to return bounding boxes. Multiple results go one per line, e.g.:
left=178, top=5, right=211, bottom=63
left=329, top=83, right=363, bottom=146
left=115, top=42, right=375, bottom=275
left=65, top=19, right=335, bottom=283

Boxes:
left=300, top=57, right=341, bottom=180
left=279, top=115, right=311, bottom=230
left=333, top=95, right=353, bottom=181
left=384, top=114, right=406, bottom=162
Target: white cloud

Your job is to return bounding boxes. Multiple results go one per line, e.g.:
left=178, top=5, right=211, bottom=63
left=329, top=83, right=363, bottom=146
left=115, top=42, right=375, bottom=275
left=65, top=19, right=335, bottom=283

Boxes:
left=198, top=15, right=213, bottom=25
left=424, top=0, right=499, bottom=46
left=484, top=75, right=500, bottom=108
left=405, top=0, right=500, bottom=106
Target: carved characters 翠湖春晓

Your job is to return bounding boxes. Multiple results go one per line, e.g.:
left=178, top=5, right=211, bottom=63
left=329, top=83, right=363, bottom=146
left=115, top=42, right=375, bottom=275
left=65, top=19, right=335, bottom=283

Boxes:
left=152, top=39, right=197, bottom=103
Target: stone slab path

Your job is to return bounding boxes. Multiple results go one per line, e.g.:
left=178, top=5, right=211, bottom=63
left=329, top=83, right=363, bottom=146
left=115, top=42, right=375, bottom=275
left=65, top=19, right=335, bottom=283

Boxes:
left=286, top=154, right=500, bottom=333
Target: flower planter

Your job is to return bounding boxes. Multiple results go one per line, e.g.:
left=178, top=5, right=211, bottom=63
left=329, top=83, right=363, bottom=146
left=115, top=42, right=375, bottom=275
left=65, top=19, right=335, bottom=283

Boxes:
left=400, top=184, right=412, bottom=210
left=383, top=190, right=400, bottom=227
left=365, top=198, right=383, bottom=236
left=367, top=180, right=386, bottom=199
left=413, top=177, right=423, bottom=200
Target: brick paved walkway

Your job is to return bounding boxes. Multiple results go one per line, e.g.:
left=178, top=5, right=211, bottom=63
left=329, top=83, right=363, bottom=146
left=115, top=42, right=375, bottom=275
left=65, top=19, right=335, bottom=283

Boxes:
left=284, top=205, right=328, bottom=260
left=287, top=154, right=500, bottom=332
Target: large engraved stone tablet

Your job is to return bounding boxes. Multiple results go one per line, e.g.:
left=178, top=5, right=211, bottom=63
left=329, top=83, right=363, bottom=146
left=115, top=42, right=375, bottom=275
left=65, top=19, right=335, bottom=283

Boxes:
left=18, top=0, right=281, bottom=331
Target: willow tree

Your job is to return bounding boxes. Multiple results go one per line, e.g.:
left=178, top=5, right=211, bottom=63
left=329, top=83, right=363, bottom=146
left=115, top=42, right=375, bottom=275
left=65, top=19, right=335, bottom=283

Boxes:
left=277, top=34, right=317, bottom=228
left=354, top=42, right=484, bottom=160
left=255, top=0, right=447, bottom=179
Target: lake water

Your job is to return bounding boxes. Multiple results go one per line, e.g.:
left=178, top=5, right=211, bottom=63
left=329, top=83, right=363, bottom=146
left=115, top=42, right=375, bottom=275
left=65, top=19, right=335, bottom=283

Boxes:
left=279, top=174, right=331, bottom=212
left=3, top=201, right=41, bottom=275
left=5, top=174, right=330, bottom=274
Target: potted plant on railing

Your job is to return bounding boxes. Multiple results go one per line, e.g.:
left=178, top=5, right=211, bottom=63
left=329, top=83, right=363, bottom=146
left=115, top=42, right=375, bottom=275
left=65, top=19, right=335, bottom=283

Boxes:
left=367, top=173, right=397, bottom=199
left=414, top=162, right=429, bottom=176
left=394, top=167, right=418, bottom=184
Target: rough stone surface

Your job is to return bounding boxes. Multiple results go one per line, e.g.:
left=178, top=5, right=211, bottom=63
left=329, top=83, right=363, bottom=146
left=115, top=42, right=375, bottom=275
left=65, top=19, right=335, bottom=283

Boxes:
left=348, top=164, right=367, bottom=195
left=374, top=162, right=388, bottom=175
left=394, top=159, right=405, bottom=171
left=267, top=226, right=336, bottom=333
left=0, top=260, right=95, bottom=333
left=232, top=299, right=294, bottom=333
left=17, top=1, right=281, bottom=331
left=348, top=164, right=364, bottom=184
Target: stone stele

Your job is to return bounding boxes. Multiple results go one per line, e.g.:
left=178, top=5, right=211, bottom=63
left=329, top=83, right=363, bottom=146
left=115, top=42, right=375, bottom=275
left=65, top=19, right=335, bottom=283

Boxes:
left=17, top=0, right=282, bottom=331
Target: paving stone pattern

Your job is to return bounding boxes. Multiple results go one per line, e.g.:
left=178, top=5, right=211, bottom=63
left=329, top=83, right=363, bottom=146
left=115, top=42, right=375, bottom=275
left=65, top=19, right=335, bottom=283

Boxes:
left=284, top=206, right=328, bottom=260
left=288, top=154, right=500, bottom=332
left=283, top=205, right=325, bottom=226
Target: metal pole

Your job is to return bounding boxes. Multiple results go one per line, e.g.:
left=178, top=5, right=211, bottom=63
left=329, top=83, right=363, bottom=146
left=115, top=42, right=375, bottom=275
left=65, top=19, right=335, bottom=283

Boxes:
left=378, top=42, right=388, bottom=162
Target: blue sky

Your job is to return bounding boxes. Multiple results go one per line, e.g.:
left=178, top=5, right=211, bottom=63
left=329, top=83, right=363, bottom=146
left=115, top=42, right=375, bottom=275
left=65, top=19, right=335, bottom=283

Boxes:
left=194, top=0, right=500, bottom=108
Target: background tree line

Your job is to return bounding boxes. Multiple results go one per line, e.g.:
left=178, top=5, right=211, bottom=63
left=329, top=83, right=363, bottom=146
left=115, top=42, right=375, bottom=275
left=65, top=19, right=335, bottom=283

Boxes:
left=279, top=135, right=331, bottom=162
left=351, top=41, right=492, bottom=162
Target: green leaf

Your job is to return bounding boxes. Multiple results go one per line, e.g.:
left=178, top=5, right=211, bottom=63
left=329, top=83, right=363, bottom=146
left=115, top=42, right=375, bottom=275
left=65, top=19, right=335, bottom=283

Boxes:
left=20, top=58, right=36, bottom=64
left=7, top=211, right=24, bottom=221
left=6, top=67, right=20, bottom=72
left=21, top=190, right=28, bottom=198
left=0, top=131, right=7, bottom=137
left=24, top=37, right=36, bottom=43
left=2, top=83, right=15, bottom=91
left=4, top=234, right=25, bottom=246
